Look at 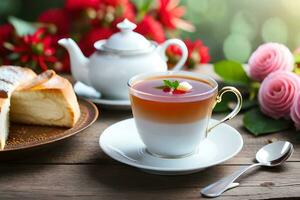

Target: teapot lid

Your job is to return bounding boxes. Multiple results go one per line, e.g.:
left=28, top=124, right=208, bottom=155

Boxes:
left=94, top=19, right=154, bottom=53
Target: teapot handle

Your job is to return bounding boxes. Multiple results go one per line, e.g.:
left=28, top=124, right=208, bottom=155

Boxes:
left=159, top=39, right=188, bottom=71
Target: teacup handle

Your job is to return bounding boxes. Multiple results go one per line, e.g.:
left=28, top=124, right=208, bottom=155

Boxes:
left=207, top=86, right=242, bottom=134
left=159, top=39, right=188, bottom=71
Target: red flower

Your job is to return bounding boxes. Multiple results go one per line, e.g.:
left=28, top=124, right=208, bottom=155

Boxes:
left=38, top=8, right=71, bottom=37
left=167, top=39, right=210, bottom=69
left=79, top=27, right=114, bottom=56
left=0, top=24, right=13, bottom=54
left=102, top=0, right=130, bottom=7
left=120, top=1, right=136, bottom=21
left=157, top=0, right=195, bottom=32
left=53, top=53, right=70, bottom=72
left=0, top=24, right=14, bottom=65
left=6, top=28, right=57, bottom=71
left=186, top=39, right=210, bottom=64
left=65, top=0, right=100, bottom=11
left=91, top=1, right=136, bottom=28
left=136, top=15, right=165, bottom=43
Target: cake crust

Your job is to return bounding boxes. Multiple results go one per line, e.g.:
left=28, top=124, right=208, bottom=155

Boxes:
left=0, top=66, right=36, bottom=98
left=0, top=67, right=81, bottom=149
left=11, top=70, right=81, bottom=128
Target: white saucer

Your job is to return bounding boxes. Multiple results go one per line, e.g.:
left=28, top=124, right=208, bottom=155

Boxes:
left=99, top=118, right=243, bottom=175
left=74, top=82, right=131, bottom=110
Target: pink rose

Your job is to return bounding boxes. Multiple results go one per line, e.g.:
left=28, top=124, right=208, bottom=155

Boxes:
left=258, top=71, right=300, bottom=119
left=291, top=93, right=300, bottom=129
left=249, top=43, right=294, bottom=82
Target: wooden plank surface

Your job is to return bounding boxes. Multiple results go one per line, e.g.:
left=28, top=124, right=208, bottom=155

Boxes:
left=0, top=107, right=299, bottom=199
left=0, top=163, right=299, bottom=199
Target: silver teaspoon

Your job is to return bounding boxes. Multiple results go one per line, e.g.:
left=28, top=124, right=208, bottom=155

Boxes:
left=201, top=141, right=294, bottom=198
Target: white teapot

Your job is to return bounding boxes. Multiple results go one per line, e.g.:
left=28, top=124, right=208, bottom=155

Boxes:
left=58, top=19, right=188, bottom=99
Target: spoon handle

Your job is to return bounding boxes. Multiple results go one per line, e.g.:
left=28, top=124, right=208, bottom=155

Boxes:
left=200, top=163, right=261, bottom=197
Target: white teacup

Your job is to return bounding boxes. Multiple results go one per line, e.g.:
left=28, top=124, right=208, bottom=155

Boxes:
left=128, top=71, right=242, bottom=158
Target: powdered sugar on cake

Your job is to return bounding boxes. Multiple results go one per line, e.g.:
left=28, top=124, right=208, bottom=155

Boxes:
left=0, top=66, right=37, bottom=98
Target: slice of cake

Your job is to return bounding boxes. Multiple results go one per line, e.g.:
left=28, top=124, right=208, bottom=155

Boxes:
left=0, top=66, right=37, bottom=149
left=10, top=70, right=81, bottom=128
left=0, top=66, right=81, bottom=150
left=0, top=98, right=11, bottom=150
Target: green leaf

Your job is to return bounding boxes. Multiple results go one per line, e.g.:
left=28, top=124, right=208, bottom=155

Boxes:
left=163, top=79, right=179, bottom=90
left=213, top=101, right=230, bottom=112
left=213, top=92, right=257, bottom=113
left=241, top=99, right=258, bottom=110
left=173, top=80, right=179, bottom=88
left=8, top=53, right=19, bottom=60
left=295, top=67, right=300, bottom=75
left=132, top=0, right=153, bottom=21
left=140, top=0, right=153, bottom=12
left=294, top=54, right=300, bottom=63
left=163, top=80, right=173, bottom=88
left=213, top=92, right=235, bottom=112
left=8, top=16, right=37, bottom=36
left=243, top=108, right=292, bottom=136
left=214, top=60, right=250, bottom=84
left=214, top=96, right=258, bottom=113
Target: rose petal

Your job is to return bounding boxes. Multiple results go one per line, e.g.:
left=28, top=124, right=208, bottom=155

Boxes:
left=291, top=93, right=300, bottom=129
left=249, top=43, right=294, bottom=82
left=259, top=71, right=300, bottom=119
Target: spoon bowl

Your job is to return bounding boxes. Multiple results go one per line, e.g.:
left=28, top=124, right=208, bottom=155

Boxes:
left=256, top=141, right=294, bottom=166
left=201, top=140, right=294, bottom=197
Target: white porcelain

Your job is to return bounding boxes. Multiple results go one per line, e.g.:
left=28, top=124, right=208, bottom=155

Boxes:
left=128, top=71, right=242, bottom=158
left=99, top=118, right=243, bottom=175
left=90, top=99, right=131, bottom=110
left=58, top=19, right=188, bottom=100
left=134, top=118, right=210, bottom=157
left=74, top=82, right=131, bottom=110
left=74, top=81, right=101, bottom=99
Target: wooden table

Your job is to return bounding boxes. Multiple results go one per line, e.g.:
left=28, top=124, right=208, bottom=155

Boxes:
left=0, top=108, right=299, bottom=200
left=1, top=66, right=300, bottom=199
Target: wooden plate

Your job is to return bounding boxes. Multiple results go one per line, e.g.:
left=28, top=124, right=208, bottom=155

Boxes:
left=1, top=99, right=98, bottom=153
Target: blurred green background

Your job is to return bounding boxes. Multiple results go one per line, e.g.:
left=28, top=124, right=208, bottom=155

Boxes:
left=1, top=0, right=299, bottom=62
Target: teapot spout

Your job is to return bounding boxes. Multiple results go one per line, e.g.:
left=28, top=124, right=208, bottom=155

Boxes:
left=58, top=38, right=90, bottom=85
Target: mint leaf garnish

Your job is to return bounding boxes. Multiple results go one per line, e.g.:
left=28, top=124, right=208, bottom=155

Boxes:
left=163, top=80, right=172, bottom=88
left=154, top=79, right=181, bottom=93
left=163, top=80, right=179, bottom=90
left=173, top=80, right=179, bottom=88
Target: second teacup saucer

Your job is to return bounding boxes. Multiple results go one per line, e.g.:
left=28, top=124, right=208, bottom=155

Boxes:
left=74, top=82, right=131, bottom=110
left=99, top=118, right=243, bottom=175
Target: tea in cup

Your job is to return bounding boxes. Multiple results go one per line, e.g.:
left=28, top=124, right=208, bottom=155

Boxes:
left=128, top=71, right=242, bottom=158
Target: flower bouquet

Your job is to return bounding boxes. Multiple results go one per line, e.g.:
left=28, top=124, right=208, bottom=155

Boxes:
left=0, top=0, right=210, bottom=73
left=214, top=42, right=300, bottom=136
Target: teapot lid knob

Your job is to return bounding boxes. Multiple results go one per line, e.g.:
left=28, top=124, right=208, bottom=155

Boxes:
left=117, top=19, right=137, bottom=32
left=94, top=18, right=154, bottom=53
